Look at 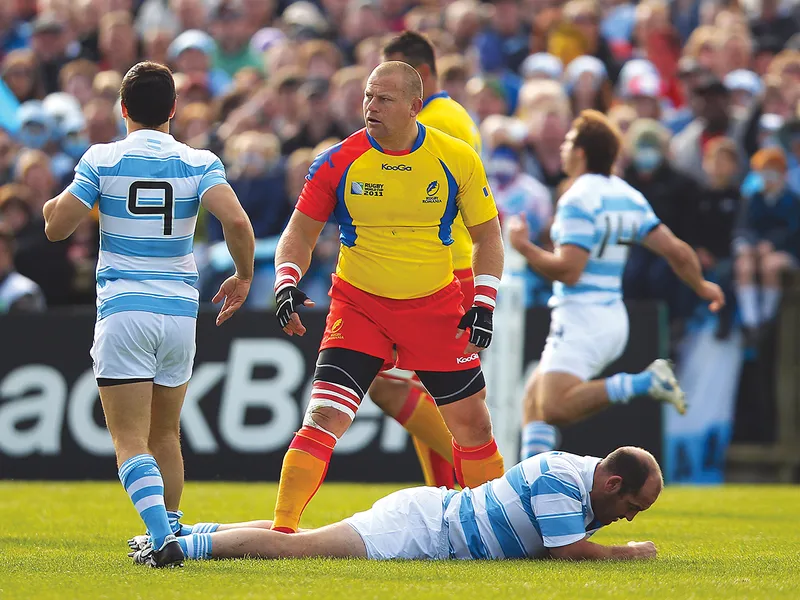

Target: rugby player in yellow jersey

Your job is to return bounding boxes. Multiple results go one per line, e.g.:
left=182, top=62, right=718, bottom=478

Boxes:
left=370, top=31, right=485, bottom=488
left=269, top=61, right=505, bottom=533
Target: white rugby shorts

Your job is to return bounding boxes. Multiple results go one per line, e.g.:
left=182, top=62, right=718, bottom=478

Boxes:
left=345, top=487, right=453, bottom=560
left=539, top=300, right=629, bottom=381
left=91, top=311, right=197, bottom=387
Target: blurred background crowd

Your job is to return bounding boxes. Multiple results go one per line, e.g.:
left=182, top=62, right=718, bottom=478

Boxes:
left=0, top=0, right=799, bottom=358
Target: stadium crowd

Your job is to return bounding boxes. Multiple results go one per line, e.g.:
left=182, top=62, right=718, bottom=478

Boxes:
left=0, top=0, right=799, bottom=351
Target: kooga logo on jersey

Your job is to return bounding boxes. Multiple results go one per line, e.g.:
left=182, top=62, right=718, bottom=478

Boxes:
left=381, top=164, right=412, bottom=171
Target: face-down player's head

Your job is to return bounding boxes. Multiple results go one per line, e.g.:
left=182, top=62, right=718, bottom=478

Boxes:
left=590, top=446, right=663, bottom=526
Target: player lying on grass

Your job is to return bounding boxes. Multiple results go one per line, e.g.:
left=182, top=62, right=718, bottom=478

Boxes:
left=129, top=447, right=660, bottom=564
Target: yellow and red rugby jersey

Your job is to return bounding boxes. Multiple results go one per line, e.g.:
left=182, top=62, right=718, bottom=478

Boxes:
left=418, top=91, right=483, bottom=274
left=296, top=123, right=498, bottom=300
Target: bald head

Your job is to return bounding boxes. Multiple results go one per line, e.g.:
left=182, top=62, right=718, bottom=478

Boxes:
left=601, top=446, right=663, bottom=495
left=369, top=61, right=423, bottom=101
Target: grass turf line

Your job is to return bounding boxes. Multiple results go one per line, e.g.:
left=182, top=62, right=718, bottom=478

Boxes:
left=1, top=482, right=799, bottom=599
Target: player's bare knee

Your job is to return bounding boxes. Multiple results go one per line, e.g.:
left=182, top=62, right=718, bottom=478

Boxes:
left=541, top=397, right=575, bottom=427
left=368, top=377, right=409, bottom=417
left=308, top=407, right=351, bottom=437
left=147, top=427, right=180, bottom=451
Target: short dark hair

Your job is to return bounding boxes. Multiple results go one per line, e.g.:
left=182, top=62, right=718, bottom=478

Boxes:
left=603, top=447, right=653, bottom=495
left=572, top=109, right=621, bottom=176
left=120, top=61, right=176, bottom=128
left=382, top=31, right=437, bottom=76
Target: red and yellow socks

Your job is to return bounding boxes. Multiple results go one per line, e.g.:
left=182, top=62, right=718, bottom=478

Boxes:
left=394, top=387, right=456, bottom=487
left=271, top=426, right=335, bottom=533
left=453, top=438, right=505, bottom=488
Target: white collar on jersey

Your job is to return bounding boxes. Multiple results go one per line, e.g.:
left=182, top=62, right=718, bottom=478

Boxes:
left=581, top=456, right=602, bottom=519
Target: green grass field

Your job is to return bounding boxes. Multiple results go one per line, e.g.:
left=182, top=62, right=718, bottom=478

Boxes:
left=1, top=482, right=799, bottom=600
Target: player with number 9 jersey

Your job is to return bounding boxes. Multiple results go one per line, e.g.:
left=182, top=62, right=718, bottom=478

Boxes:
left=44, top=62, right=255, bottom=568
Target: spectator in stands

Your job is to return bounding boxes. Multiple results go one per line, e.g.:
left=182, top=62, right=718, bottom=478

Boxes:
left=0, top=2, right=30, bottom=61
left=486, top=143, right=553, bottom=306
left=683, top=25, right=719, bottom=75
left=466, top=76, right=508, bottom=123
left=83, top=98, right=119, bottom=145
left=438, top=54, right=471, bottom=107
left=331, top=66, right=368, bottom=136
left=734, top=147, right=800, bottom=344
left=623, top=119, right=699, bottom=324
left=747, top=0, right=800, bottom=48
left=92, top=70, right=123, bottom=104
left=0, top=128, right=16, bottom=185
left=564, top=55, right=611, bottom=114
left=30, top=13, right=73, bottom=95
left=300, top=40, right=343, bottom=81
left=209, top=0, right=263, bottom=77
left=671, top=73, right=746, bottom=184
left=0, top=221, right=46, bottom=313
left=1, top=49, right=43, bottom=103
left=168, top=29, right=232, bottom=97
left=562, top=0, right=620, bottom=82
left=473, top=0, right=528, bottom=75
left=142, top=27, right=177, bottom=66
left=282, top=78, right=350, bottom=156
left=693, top=137, right=742, bottom=338
left=174, top=101, right=213, bottom=149
left=170, top=0, right=208, bottom=31
left=211, top=130, right=287, bottom=242
left=516, top=83, right=570, bottom=194
left=97, top=11, right=140, bottom=75
left=59, top=59, right=99, bottom=106
left=0, top=184, right=32, bottom=235
left=716, top=27, right=754, bottom=78
left=16, top=100, right=56, bottom=153
left=443, top=0, right=482, bottom=54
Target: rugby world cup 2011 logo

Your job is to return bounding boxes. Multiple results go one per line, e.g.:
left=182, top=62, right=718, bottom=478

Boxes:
left=351, top=182, right=364, bottom=195
left=424, top=180, right=441, bottom=203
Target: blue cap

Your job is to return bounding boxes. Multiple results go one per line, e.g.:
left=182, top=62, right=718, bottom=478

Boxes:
left=724, top=69, right=763, bottom=97
left=520, top=53, right=563, bottom=80
left=167, top=30, right=216, bottom=61
left=17, top=100, right=55, bottom=129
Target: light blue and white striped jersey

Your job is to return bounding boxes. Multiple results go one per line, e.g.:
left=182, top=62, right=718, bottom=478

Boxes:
left=66, top=130, right=227, bottom=320
left=443, top=451, right=603, bottom=559
left=549, top=174, right=660, bottom=306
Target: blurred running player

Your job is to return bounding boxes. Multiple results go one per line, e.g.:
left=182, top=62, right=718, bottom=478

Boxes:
left=270, top=61, right=505, bottom=533
left=43, top=62, right=255, bottom=567
left=507, top=110, right=725, bottom=460
left=368, top=30, right=486, bottom=489
left=131, top=447, right=662, bottom=563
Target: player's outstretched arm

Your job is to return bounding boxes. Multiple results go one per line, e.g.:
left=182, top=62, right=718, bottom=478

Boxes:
left=203, top=184, right=256, bottom=325
left=43, top=190, right=91, bottom=242
left=549, top=538, right=657, bottom=561
left=642, top=224, right=725, bottom=312
left=274, top=210, right=326, bottom=336
left=507, top=213, right=589, bottom=285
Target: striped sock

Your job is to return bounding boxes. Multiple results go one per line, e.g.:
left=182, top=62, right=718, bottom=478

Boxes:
left=521, top=421, right=557, bottom=460
left=605, top=372, right=653, bottom=404
left=166, top=510, right=220, bottom=536
left=118, top=454, right=172, bottom=550
left=176, top=533, right=213, bottom=560
left=272, top=425, right=337, bottom=533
